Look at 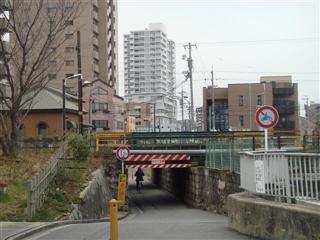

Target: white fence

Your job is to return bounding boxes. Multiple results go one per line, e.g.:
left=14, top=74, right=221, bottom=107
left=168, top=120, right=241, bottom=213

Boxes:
left=26, top=142, right=68, bottom=219
left=240, top=151, right=320, bottom=200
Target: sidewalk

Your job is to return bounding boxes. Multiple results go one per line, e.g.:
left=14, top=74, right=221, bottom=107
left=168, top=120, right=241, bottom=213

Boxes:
left=0, top=210, right=129, bottom=240
left=0, top=222, right=44, bottom=240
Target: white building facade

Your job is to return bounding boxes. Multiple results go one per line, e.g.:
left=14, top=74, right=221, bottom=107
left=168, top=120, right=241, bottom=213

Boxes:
left=124, top=23, right=176, bottom=131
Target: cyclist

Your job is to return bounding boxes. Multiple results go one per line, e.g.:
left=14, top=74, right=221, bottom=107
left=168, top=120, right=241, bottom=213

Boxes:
left=135, top=167, right=144, bottom=192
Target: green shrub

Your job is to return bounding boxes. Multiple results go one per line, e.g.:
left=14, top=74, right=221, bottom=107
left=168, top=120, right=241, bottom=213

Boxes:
left=68, top=134, right=90, bottom=160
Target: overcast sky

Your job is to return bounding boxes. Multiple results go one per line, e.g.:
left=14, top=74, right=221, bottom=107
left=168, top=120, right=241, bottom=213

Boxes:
left=117, top=0, right=319, bottom=117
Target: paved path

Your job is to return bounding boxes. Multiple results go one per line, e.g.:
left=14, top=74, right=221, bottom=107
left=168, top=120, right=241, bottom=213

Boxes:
left=0, top=222, right=44, bottom=240
left=22, top=182, right=256, bottom=240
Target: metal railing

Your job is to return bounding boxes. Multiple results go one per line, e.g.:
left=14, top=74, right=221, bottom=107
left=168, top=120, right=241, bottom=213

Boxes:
left=26, top=142, right=68, bottom=219
left=240, top=151, right=320, bottom=201
left=205, top=136, right=304, bottom=173
left=205, top=139, right=253, bottom=173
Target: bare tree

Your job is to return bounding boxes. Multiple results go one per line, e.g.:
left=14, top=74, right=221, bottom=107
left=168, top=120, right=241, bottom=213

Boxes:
left=0, top=0, right=79, bottom=156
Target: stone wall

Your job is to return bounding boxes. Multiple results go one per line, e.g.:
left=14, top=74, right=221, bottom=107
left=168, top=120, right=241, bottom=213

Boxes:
left=69, top=168, right=113, bottom=220
left=228, top=192, right=320, bottom=240
left=69, top=154, right=121, bottom=220
left=153, top=167, right=241, bottom=214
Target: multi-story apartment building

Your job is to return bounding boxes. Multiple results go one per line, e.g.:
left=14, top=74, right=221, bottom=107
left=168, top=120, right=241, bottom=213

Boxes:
left=123, top=23, right=176, bottom=130
left=47, top=0, right=118, bottom=93
left=125, top=102, right=153, bottom=132
left=113, top=95, right=126, bottom=132
left=203, top=76, right=299, bottom=134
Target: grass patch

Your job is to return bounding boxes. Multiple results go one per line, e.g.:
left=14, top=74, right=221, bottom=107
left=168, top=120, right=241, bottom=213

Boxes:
left=0, top=179, right=27, bottom=221
left=0, top=149, right=55, bottom=221
left=31, top=154, right=102, bottom=221
left=0, top=147, right=102, bottom=222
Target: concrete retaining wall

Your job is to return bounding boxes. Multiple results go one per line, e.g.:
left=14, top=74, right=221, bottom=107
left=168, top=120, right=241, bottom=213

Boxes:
left=153, top=167, right=241, bottom=214
left=228, top=192, right=320, bottom=240
left=69, top=167, right=116, bottom=220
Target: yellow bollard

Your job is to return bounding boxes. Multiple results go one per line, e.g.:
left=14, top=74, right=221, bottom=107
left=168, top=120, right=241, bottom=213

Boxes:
left=109, top=199, right=118, bottom=240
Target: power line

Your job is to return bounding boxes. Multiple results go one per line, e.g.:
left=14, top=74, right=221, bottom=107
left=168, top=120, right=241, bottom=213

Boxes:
left=176, top=37, right=318, bottom=46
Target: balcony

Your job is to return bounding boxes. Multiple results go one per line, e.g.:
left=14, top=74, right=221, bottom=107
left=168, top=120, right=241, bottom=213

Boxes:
left=92, top=23, right=99, bottom=34
left=273, top=99, right=295, bottom=114
left=93, top=63, right=99, bottom=72
left=92, top=0, right=98, bottom=7
left=93, top=50, right=99, bottom=60
left=93, top=37, right=99, bottom=47
left=272, top=82, right=294, bottom=96
left=92, top=10, right=98, bottom=21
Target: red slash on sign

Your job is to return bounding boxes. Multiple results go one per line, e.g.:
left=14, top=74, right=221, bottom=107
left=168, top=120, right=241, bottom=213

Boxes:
left=255, top=105, right=279, bottom=129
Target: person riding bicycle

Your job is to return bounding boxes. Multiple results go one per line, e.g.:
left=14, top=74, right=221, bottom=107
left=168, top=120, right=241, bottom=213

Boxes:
left=135, top=167, right=144, bottom=191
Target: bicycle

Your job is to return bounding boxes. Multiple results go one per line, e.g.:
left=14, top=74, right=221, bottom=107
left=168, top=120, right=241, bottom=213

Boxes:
left=136, top=180, right=143, bottom=192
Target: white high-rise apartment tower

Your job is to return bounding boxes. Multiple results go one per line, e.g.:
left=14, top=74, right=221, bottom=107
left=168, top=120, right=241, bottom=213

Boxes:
left=124, top=23, right=176, bottom=131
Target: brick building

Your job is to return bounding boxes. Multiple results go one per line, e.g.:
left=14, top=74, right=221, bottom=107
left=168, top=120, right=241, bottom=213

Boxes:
left=203, top=76, right=299, bottom=134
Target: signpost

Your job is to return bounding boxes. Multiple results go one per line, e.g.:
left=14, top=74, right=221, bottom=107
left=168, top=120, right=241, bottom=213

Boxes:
left=115, top=145, right=130, bottom=174
left=255, top=105, right=279, bottom=152
left=255, top=105, right=279, bottom=195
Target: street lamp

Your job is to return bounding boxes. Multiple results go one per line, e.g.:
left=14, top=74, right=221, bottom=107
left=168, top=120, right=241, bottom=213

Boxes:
left=62, top=74, right=90, bottom=137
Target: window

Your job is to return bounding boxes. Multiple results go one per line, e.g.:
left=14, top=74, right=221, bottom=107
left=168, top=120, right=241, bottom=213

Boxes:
left=65, top=60, right=74, bottom=66
left=48, top=74, right=56, bottom=80
left=65, top=47, right=74, bottom=53
left=239, top=95, right=244, bottom=106
left=92, top=87, right=107, bottom=95
left=48, top=47, right=56, bottom=53
left=257, top=95, right=263, bottom=106
left=92, top=120, right=108, bottom=129
left=92, top=102, right=108, bottom=112
left=64, top=20, right=73, bottom=26
left=47, top=7, right=57, bottom=14
left=48, top=20, right=56, bottom=28
left=48, top=60, right=56, bottom=66
left=239, top=115, right=244, bottom=127
left=116, top=121, right=124, bottom=130
left=64, top=6, right=73, bottom=12
left=65, top=33, right=73, bottom=40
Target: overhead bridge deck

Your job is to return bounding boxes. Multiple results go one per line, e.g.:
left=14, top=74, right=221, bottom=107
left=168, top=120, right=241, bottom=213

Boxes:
left=96, top=130, right=300, bottom=151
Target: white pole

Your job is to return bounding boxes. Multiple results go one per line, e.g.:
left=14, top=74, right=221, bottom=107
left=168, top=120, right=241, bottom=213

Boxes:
left=122, top=162, right=124, bottom=174
left=263, top=82, right=268, bottom=152
left=264, top=128, right=268, bottom=152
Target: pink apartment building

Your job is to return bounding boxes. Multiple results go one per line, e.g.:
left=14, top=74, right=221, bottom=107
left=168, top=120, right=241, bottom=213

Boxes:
left=83, top=79, right=114, bottom=131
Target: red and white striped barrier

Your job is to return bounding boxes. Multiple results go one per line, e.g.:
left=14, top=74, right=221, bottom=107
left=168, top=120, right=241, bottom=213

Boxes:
left=126, top=154, right=190, bottom=161
left=126, top=163, right=192, bottom=169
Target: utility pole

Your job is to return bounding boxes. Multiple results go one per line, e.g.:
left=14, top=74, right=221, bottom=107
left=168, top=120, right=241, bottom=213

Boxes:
left=210, top=66, right=215, bottom=131
left=179, top=89, right=186, bottom=132
left=304, top=97, right=309, bottom=135
left=184, top=42, right=197, bottom=131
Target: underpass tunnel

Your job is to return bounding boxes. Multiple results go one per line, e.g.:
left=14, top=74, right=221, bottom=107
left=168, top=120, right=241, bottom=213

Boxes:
left=127, top=166, right=191, bottom=205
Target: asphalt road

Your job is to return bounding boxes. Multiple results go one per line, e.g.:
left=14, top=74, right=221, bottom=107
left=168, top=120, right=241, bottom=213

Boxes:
left=24, top=182, right=255, bottom=240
